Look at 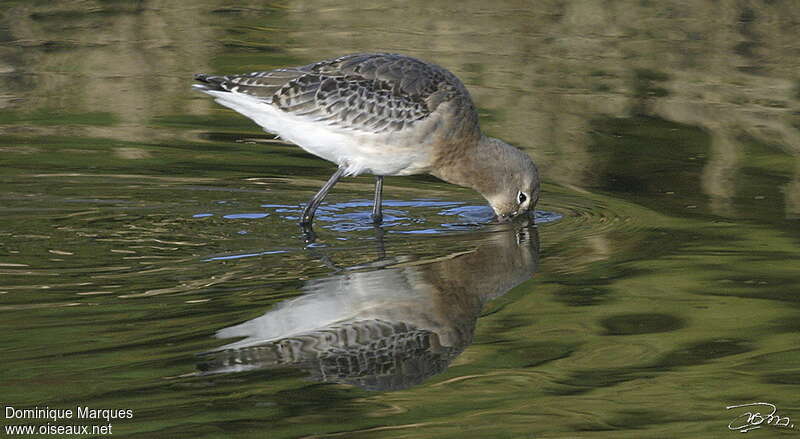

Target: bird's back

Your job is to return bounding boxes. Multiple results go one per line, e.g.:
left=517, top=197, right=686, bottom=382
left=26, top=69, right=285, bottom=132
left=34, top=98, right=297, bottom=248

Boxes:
left=195, top=53, right=478, bottom=138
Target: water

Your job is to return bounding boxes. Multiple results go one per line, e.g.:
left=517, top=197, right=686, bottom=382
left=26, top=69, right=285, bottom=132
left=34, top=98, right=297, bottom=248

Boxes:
left=1, top=1, right=799, bottom=438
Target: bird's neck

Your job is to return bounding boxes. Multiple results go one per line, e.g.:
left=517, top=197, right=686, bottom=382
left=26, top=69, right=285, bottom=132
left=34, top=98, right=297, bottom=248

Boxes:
left=430, top=135, right=503, bottom=198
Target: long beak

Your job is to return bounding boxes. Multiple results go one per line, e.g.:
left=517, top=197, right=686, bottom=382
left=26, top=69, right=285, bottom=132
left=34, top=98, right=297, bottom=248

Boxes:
left=495, top=213, right=513, bottom=223
left=496, top=209, right=534, bottom=223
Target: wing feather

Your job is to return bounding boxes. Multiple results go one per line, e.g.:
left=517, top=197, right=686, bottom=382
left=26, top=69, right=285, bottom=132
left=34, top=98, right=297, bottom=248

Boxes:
left=194, top=53, right=472, bottom=134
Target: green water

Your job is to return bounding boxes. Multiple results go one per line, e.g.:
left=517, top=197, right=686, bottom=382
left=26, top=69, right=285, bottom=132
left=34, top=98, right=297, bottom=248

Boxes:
left=1, top=2, right=799, bottom=438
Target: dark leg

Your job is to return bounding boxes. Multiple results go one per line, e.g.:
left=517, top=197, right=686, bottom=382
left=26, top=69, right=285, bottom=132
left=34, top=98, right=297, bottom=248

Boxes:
left=371, top=176, right=384, bottom=224
left=373, top=223, right=386, bottom=258
left=301, top=167, right=345, bottom=226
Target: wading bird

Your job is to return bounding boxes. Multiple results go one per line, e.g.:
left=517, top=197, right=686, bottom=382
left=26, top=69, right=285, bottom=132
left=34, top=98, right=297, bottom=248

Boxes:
left=193, top=53, right=539, bottom=228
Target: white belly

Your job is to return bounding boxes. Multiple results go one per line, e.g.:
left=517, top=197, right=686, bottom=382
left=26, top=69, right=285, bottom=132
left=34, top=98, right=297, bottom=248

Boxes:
left=201, top=90, right=434, bottom=177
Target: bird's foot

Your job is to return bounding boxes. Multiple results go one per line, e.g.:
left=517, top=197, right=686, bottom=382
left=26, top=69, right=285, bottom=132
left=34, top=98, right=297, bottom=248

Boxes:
left=299, top=222, right=316, bottom=243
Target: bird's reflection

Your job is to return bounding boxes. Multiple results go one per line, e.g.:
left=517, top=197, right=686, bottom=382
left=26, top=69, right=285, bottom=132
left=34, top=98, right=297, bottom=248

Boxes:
left=197, top=222, right=539, bottom=391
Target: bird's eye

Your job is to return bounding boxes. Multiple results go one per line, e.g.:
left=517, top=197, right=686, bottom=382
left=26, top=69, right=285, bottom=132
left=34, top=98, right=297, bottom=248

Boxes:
left=517, top=191, right=527, bottom=205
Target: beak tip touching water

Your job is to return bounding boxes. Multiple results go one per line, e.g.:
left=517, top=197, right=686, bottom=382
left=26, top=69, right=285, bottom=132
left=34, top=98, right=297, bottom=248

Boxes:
left=495, top=212, right=517, bottom=223
left=495, top=210, right=534, bottom=224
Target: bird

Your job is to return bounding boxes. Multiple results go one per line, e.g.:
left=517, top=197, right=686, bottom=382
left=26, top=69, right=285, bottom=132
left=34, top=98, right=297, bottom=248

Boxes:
left=193, top=53, right=540, bottom=228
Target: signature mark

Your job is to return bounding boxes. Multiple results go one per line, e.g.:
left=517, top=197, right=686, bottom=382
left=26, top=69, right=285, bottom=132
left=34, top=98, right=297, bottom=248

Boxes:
left=727, top=402, right=795, bottom=433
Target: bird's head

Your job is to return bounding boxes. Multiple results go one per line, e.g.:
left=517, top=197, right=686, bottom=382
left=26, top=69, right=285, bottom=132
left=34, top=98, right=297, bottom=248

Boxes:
left=481, top=138, right=540, bottom=222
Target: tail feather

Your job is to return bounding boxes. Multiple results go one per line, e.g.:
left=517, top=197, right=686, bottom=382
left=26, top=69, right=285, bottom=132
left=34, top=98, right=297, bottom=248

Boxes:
left=193, top=70, right=302, bottom=100
left=193, top=73, right=229, bottom=92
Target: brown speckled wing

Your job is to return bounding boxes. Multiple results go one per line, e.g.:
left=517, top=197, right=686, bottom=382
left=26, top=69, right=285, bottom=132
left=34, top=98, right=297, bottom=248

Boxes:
left=195, top=53, right=469, bottom=134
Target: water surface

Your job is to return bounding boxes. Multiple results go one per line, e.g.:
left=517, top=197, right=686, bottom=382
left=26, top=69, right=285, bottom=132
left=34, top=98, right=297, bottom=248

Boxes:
left=1, top=1, right=799, bottom=438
